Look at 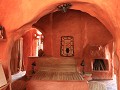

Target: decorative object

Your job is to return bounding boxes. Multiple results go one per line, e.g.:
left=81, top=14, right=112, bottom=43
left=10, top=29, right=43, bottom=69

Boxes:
left=31, top=61, right=36, bottom=74
left=38, top=49, right=44, bottom=57
left=60, top=36, right=74, bottom=57
left=41, top=34, right=44, bottom=43
left=81, top=60, right=85, bottom=74
left=82, top=73, right=92, bottom=81
left=57, top=3, right=72, bottom=12
left=0, top=26, right=4, bottom=39
left=93, top=59, right=107, bottom=71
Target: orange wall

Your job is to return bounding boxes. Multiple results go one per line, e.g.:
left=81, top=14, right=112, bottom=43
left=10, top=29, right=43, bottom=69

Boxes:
left=23, top=10, right=113, bottom=79
left=23, top=30, right=33, bottom=69
left=23, top=28, right=41, bottom=69
left=36, top=10, right=113, bottom=58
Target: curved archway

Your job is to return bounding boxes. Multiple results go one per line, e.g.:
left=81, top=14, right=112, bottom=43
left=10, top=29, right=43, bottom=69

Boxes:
left=34, top=9, right=114, bottom=79
left=1, top=0, right=115, bottom=38
left=0, top=0, right=119, bottom=89
left=10, top=1, right=115, bottom=45
left=33, top=2, right=115, bottom=38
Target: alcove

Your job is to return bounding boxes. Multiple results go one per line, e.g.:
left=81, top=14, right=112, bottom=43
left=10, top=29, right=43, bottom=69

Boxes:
left=93, top=59, right=109, bottom=71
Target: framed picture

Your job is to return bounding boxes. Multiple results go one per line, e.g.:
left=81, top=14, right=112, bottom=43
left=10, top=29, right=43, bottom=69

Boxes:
left=60, top=36, right=74, bottom=57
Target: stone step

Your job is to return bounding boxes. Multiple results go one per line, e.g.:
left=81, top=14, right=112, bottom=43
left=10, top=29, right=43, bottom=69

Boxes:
left=36, top=57, right=76, bottom=66
left=39, top=67, right=76, bottom=72
left=32, top=71, right=84, bottom=81
left=35, top=57, right=77, bottom=72
left=38, top=64, right=76, bottom=67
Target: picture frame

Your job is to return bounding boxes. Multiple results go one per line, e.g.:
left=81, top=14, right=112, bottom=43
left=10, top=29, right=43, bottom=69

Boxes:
left=60, top=36, right=74, bottom=57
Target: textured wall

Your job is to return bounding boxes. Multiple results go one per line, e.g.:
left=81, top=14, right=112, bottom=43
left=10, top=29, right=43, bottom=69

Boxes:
left=23, top=30, right=33, bottom=70
left=0, top=0, right=120, bottom=89
left=83, top=42, right=114, bottom=79
left=23, top=28, right=41, bottom=69
left=36, top=10, right=112, bottom=58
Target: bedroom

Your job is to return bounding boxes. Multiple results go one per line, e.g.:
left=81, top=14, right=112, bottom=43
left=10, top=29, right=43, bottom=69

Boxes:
left=0, top=1, right=119, bottom=90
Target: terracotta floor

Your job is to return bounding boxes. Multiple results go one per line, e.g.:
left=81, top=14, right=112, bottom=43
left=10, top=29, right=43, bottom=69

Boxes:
left=11, top=71, right=118, bottom=90
left=11, top=57, right=117, bottom=90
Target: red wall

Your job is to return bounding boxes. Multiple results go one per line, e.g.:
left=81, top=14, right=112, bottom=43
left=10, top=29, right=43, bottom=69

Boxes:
left=24, top=10, right=114, bottom=79
left=23, top=29, right=40, bottom=69
left=36, top=10, right=113, bottom=58
left=23, top=30, right=33, bottom=69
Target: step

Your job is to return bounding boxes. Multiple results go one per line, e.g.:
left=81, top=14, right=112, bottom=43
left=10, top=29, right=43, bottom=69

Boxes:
left=36, top=57, right=76, bottom=66
left=39, top=67, right=76, bottom=72
left=32, top=71, right=84, bottom=81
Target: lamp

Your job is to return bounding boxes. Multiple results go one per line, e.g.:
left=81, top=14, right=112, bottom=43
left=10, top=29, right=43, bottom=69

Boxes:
left=0, top=26, right=3, bottom=30
left=41, top=34, right=44, bottom=43
left=57, top=3, right=72, bottom=13
left=81, top=60, right=85, bottom=74
left=31, top=61, right=36, bottom=74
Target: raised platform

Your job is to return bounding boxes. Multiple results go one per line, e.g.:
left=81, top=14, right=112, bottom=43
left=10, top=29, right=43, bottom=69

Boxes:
left=27, top=57, right=77, bottom=76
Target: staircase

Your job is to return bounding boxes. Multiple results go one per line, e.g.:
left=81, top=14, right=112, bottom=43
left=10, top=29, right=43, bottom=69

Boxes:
left=36, top=57, right=77, bottom=72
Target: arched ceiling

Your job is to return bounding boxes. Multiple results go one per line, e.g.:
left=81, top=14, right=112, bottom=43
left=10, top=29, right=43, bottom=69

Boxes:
left=34, top=9, right=113, bottom=46
left=0, top=0, right=120, bottom=39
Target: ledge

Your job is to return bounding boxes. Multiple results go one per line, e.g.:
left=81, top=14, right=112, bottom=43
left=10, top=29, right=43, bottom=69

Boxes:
left=0, top=39, right=7, bottom=42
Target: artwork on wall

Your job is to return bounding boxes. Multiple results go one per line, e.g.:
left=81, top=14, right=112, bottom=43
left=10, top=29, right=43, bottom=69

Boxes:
left=60, top=36, right=74, bottom=57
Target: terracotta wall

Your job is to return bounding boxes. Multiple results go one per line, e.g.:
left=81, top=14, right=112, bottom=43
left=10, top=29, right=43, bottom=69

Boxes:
left=83, top=42, right=114, bottom=79
left=23, top=28, right=42, bottom=69
left=36, top=10, right=113, bottom=58
left=23, top=10, right=113, bottom=79
left=23, top=30, right=33, bottom=69
left=0, top=0, right=120, bottom=89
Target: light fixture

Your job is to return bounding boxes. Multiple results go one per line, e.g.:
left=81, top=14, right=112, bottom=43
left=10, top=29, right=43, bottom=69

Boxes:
left=0, top=26, right=3, bottom=30
left=41, top=34, right=44, bottom=43
left=57, top=3, right=72, bottom=13
left=81, top=60, right=85, bottom=74
left=31, top=61, right=36, bottom=74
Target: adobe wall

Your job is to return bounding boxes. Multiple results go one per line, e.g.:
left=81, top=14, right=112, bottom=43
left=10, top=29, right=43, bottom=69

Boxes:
left=36, top=10, right=112, bottom=58
left=0, top=0, right=120, bottom=89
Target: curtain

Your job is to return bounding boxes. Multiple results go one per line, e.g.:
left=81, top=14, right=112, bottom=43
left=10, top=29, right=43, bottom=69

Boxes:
left=10, top=38, right=24, bottom=75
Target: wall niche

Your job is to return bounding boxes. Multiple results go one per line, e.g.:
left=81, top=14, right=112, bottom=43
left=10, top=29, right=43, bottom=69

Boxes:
left=93, top=59, right=109, bottom=71
left=0, top=26, right=6, bottom=40
left=83, top=42, right=114, bottom=79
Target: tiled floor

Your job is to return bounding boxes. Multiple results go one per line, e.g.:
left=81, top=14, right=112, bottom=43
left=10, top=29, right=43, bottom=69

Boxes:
left=99, top=75, right=117, bottom=90
left=89, top=75, right=117, bottom=90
